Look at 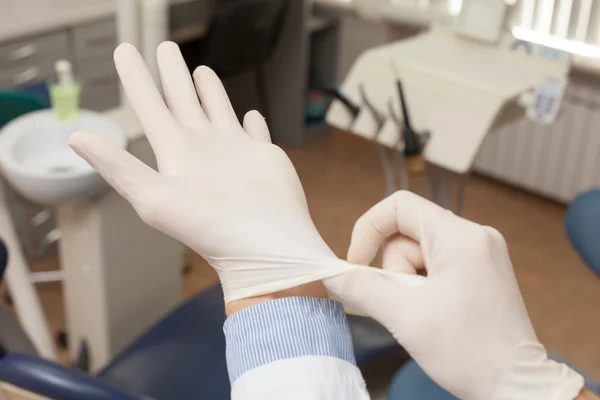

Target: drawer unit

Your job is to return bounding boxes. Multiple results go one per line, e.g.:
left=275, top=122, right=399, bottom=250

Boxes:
left=78, top=57, right=119, bottom=111
left=72, top=18, right=118, bottom=111
left=0, top=59, right=59, bottom=88
left=0, top=31, right=69, bottom=69
left=73, top=18, right=117, bottom=65
left=81, top=84, right=120, bottom=111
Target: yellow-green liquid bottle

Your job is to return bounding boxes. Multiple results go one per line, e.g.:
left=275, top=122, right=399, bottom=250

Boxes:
left=50, top=60, right=81, bottom=122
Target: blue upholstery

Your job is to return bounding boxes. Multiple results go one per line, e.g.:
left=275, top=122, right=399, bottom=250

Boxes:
left=98, top=285, right=230, bottom=400
left=388, top=360, right=454, bottom=399
left=0, top=239, right=6, bottom=281
left=389, top=357, right=600, bottom=399
left=565, top=188, right=600, bottom=277
left=347, top=314, right=404, bottom=365
left=0, top=353, right=147, bottom=400
left=98, top=285, right=400, bottom=399
left=0, top=274, right=400, bottom=400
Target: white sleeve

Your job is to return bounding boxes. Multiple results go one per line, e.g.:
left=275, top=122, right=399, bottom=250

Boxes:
left=224, top=297, right=370, bottom=400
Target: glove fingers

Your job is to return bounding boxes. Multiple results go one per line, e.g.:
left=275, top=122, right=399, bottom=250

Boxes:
left=347, top=191, right=449, bottom=266
left=113, top=44, right=181, bottom=165
left=156, top=42, right=208, bottom=132
left=69, top=130, right=162, bottom=208
left=243, top=110, right=272, bottom=142
left=381, top=234, right=425, bottom=274
left=193, top=66, right=240, bottom=130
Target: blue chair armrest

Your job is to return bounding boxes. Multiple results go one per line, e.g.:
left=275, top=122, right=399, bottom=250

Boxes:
left=565, top=189, right=600, bottom=277
left=0, top=353, right=153, bottom=400
left=0, top=238, right=7, bottom=281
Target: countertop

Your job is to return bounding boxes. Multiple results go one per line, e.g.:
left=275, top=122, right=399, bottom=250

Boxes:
left=0, top=0, right=198, bottom=43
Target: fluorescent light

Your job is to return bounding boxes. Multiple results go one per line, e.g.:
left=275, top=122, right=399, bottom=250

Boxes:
left=512, top=26, right=600, bottom=59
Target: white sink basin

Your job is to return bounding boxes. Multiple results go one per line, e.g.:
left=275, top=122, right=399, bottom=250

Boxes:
left=0, top=110, right=127, bottom=205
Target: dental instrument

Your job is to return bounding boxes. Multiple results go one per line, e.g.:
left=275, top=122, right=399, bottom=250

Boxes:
left=359, top=84, right=401, bottom=196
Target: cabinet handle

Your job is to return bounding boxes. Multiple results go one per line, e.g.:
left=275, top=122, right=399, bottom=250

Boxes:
left=9, top=44, right=38, bottom=61
left=86, top=37, right=116, bottom=48
left=13, top=67, right=41, bottom=86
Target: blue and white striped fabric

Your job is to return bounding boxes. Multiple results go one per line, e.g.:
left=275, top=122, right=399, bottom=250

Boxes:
left=224, top=297, right=356, bottom=383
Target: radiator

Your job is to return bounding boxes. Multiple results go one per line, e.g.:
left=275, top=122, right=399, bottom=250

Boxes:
left=474, top=73, right=600, bottom=203
left=472, top=0, right=600, bottom=202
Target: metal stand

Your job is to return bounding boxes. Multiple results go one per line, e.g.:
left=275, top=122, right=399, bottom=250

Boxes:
left=376, top=149, right=469, bottom=216
left=0, top=185, right=56, bottom=360
left=357, top=81, right=469, bottom=213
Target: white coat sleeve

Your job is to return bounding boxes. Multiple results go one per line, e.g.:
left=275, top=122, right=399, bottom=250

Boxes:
left=224, top=297, right=371, bottom=400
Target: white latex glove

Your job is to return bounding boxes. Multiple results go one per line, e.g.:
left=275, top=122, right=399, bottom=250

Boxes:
left=324, top=191, right=584, bottom=400
left=69, top=42, right=356, bottom=302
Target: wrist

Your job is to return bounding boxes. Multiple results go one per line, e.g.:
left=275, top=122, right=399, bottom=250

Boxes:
left=576, top=389, right=600, bottom=400
left=225, top=281, right=329, bottom=316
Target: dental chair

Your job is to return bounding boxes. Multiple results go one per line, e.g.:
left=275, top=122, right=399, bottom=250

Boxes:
left=387, top=191, right=600, bottom=399
left=565, top=188, right=600, bottom=278
left=0, top=238, right=403, bottom=399
left=180, top=0, right=291, bottom=123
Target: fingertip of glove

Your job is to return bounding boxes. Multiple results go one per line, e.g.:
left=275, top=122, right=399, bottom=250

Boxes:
left=193, top=65, right=217, bottom=80
left=68, top=130, right=93, bottom=150
left=156, top=41, right=178, bottom=56
left=114, top=43, right=138, bottom=62
left=244, top=109, right=264, bottom=121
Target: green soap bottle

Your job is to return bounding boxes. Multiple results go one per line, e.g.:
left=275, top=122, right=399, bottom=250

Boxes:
left=50, top=60, right=81, bottom=122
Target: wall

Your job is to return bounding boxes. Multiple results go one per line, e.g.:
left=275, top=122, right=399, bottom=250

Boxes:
left=475, top=71, right=600, bottom=203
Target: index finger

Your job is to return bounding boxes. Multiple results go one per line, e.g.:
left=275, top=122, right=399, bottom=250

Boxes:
left=114, top=44, right=180, bottom=164
left=347, top=191, right=449, bottom=265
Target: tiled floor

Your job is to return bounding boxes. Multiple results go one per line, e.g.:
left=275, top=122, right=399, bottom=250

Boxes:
left=7, top=130, right=600, bottom=391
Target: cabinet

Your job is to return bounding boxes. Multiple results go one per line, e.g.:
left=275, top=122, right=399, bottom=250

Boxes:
left=0, top=18, right=119, bottom=112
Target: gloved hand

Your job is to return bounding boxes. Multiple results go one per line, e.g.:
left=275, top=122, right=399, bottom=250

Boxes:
left=324, top=191, right=584, bottom=400
left=69, top=42, right=353, bottom=302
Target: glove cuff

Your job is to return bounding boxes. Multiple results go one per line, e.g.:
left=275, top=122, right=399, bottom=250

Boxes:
left=494, top=342, right=585, bottom=400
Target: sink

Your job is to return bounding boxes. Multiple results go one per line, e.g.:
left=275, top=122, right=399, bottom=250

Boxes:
left=0, top=110, right=127, bottom=205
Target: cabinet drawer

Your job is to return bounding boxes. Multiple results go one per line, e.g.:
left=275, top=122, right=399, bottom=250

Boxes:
left=73, top=18, right=117, bottom=63
left=0, top=31, right=69, bottom=68
left=79, top=56, right=119, bottom=111
left=0, top=60, right=58, bottom=88
left=82, top=83, right=120, bottom=111
left=76, top=55, right=117, bottom=83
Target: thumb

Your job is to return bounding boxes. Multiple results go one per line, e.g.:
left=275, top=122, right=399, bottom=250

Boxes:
left=381, top=234, right=425, bottom=274
left=243, top=110, right=272, bottom=142
left=69, top=130, right=162, bottom=207
left=324, top=267, right=424, bottom=334
left=347, top=191, right=449, bottom=266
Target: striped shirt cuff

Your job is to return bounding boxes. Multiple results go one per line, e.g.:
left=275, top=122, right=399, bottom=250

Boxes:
left=224, top=297, right=356, bottom=383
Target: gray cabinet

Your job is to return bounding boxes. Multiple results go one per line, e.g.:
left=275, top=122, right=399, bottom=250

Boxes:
left=0, top=18, right=120, bottom=112
left=73, top=18, right=117, bottom=63
left=72, top=18, right=119, bottom=112
left=0, top=31, right=69, bottom=89
left=0, top=31, right=69, bottom=69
